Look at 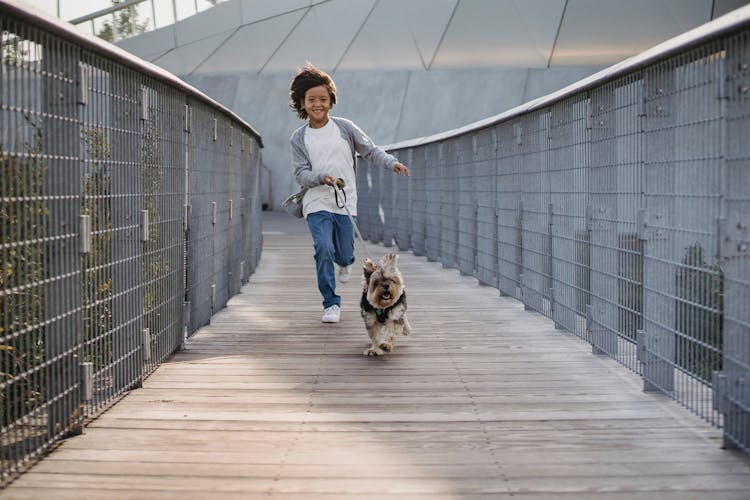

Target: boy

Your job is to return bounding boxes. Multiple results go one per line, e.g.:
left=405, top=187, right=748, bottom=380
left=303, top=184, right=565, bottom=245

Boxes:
left=288, top=63, right=410, bottom=322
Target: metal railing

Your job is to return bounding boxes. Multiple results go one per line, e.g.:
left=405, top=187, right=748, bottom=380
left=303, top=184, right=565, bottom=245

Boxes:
left=358, top=6, right=750, bottom=453
left=0, top=1, right=262, bottom=485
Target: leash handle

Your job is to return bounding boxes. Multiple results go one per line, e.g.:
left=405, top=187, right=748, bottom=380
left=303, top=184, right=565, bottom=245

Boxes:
left=333, top=179, right=372, bottom=261
left=334, top=179, right=346, bottom=208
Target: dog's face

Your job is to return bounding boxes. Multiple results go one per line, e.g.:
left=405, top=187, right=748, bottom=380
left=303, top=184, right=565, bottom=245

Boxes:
left=362, top=254, right=404, bottom=310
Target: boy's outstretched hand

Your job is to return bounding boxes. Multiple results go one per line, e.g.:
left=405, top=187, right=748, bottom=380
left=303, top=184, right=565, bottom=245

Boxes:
left=394, top=163, right=410, bottom=176
left=324, top=164, right=409, bottom=185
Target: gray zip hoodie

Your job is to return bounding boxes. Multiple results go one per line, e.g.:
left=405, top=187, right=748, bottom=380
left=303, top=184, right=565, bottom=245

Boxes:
left=290, top=116, right=399, bottom=188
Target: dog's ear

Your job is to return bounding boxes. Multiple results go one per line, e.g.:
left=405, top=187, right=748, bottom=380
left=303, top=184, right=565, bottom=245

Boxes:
left=362, top=258, right=378, bottom=282
left=380, top=253, right=399, bottom=273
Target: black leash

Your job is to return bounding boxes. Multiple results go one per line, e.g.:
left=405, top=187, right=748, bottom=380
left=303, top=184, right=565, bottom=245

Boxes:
left=333, top=179, right=373, bottom=261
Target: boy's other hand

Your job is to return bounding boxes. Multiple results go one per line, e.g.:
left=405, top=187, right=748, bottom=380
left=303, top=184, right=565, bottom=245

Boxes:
left=394, top=163, right=410, bottom=176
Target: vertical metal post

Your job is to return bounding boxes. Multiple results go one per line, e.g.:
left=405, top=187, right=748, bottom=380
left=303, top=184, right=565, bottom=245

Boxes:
left=80, top=363, right=93, bottom=401
left=79, top=215, right=92, bottom=253
left=180, top=301, right=191, bottom=350
left=141, top=86, right=149, bottom=121
left=77, top=63, right=88, bottom=106
left=141, top=209, right=149, bottom=241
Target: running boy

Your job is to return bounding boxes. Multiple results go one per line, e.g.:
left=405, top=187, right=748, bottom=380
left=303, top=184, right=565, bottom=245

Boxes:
left=288, top=63, right=410, bottom=323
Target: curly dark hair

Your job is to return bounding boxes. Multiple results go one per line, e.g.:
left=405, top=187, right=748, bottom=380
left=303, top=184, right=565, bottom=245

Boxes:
left=289, top=62, right=337, bottom=120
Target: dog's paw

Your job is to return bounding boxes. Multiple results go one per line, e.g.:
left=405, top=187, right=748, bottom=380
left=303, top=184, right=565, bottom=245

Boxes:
left=378, top=342, right=393, bottom=352
left=365, top=346, right=385, bottom=356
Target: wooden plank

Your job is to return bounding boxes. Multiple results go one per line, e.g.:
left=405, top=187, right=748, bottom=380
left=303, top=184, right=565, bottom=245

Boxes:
left=11, top=472, right=750, bottom=494
left=28, top=459, right=750, bottom=478
left=3, top=211, right=750, bottom=498
left=3, top=489, right=749, bottom=500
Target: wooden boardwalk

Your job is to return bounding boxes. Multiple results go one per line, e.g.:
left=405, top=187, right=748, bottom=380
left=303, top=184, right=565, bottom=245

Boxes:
left=3, top=211, right=750, bottom=499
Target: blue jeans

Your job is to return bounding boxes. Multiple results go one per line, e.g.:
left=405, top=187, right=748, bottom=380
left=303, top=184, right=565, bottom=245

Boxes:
left=306, top=211, right=355, bottom=309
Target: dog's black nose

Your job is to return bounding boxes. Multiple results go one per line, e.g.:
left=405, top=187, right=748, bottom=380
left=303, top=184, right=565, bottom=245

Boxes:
left=383, top=284, right=389, bottom=290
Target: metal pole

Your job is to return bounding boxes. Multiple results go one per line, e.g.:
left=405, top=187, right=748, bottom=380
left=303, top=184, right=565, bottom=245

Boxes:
left=68, top=0, right=147, bottom=25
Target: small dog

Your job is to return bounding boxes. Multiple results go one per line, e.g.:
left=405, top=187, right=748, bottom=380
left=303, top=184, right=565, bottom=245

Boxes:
left=360, top=254, right=412, bottom=356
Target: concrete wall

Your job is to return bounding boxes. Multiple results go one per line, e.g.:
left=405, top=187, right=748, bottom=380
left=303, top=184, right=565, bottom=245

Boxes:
left=183, top=66, right=601, bottom=211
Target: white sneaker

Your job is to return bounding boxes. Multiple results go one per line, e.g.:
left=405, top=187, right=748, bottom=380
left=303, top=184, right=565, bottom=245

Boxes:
left=322, top=305, right=341, bottom=323
left=337, top=265, right=352, bottom=283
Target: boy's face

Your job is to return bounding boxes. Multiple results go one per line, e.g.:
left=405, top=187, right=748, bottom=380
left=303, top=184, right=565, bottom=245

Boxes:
left=304, top=85, right=331, bottom=126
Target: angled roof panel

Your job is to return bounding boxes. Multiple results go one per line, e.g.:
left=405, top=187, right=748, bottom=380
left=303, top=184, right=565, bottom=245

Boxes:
left=550, top=0, right=712, bottom=66
left=431, top=0, right=567, bottom=69
left=238, top=0, right=315, bottom=25
left=117, top=24, right=176, bottom=56
left=142, top=48, right=175, bottom=64
left=175, top=0, right=243, bottom=46
left=193, top=10, right=307, bottom=75
left=511, top=0, right=568, bottom=64
left=260, top=0, right=377, bottom=74
left=153, top=30, right=234, bottom=75
left=398, top=0, right=458, bottom=69
left=336, top=0, right=429, bottom=70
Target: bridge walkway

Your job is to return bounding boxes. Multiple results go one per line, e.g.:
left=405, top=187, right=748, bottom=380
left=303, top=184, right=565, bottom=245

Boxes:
left=3, top=212, right=750, bottom=499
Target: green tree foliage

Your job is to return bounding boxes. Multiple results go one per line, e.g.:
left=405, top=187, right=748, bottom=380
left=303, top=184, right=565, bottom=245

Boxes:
left=1, top=33, right=29, bottom=66
left=618, top=234, right=643, bottom=340
left=675, top=243, right=724, bottom=383
left=0, top=123, right=47, bottom=427
left=96, top=0, right=149, bottom=43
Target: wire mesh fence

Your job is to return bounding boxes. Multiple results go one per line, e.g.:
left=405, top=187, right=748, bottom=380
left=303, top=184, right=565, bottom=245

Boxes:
left=0, top=4, right=262, bottom=485
left=358, top=16, right=750, bottom=453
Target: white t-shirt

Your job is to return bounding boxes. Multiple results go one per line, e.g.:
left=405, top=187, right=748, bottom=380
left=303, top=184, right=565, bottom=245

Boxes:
left=302, top=119, right=357, bottom=218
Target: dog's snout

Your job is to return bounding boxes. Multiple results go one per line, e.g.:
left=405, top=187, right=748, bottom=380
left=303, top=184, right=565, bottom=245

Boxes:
left=383, top=283, right=389, bottom=290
